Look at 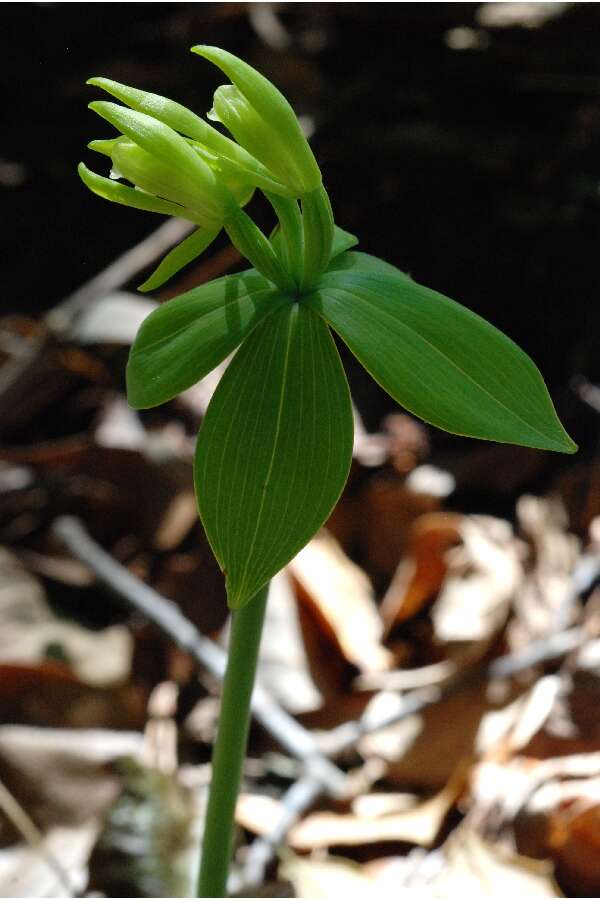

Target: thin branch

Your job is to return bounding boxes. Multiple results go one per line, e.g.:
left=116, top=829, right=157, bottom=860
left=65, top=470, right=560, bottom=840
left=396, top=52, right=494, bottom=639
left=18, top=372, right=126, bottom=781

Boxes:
left=45, top=218, right=194, bottom=335
left=51, top=516, right=346, bottom=795
left=51, top=516, right=598, bottom=892
left=236, top=621, right=593, bottom=889
left=229, top=773, right=322, bottom=896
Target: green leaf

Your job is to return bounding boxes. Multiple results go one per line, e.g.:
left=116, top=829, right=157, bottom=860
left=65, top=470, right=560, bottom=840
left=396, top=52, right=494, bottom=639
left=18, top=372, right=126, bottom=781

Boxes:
left=330, top=225, right=359, bottom=260
left=307, top=252, right=576, bottom=454
left=126, top=270, right=287, bottom=409
left=194, top=302, right=353, bottom=608
left=138, top=226, right=221, bottom=293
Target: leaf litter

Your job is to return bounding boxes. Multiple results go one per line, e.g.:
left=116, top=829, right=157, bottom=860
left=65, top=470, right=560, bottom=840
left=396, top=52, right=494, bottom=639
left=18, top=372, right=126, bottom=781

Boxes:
left=1, top=253, right=599, bottom=898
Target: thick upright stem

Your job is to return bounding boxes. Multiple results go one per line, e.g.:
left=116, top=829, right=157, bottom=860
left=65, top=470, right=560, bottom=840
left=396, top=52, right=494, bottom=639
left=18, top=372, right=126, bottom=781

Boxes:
left=197, top=585, right=269, bottom=898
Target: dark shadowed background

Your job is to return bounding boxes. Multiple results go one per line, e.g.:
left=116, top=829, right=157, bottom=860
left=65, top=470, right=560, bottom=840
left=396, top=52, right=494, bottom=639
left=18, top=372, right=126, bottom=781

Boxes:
left=3, top=1, right=599, bottom=477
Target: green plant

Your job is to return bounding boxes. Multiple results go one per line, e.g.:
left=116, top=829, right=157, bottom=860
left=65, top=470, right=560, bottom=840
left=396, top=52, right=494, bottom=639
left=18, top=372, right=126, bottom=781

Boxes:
left=80, top=46, right=576, bottom=896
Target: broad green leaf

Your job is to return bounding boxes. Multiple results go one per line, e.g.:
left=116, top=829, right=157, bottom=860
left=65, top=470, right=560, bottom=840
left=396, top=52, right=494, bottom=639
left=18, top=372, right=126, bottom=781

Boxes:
left=126, top=270, right=287, bottom=409
left=307, top=252, right=576, bottom=454
left=194, top=302, right=353, bottom=608
left=138, top=226, right=221, bottom=293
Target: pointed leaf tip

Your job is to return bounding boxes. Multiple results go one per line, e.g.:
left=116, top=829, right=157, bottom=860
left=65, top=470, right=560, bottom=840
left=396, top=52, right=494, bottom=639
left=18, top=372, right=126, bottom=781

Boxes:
left=308, top=252, right=576, bottom=455
left=195, top=303, right=353, bottom=609
left=126, top=270, right=287, bottom=409
left=137, top=225, right=221, bottom=293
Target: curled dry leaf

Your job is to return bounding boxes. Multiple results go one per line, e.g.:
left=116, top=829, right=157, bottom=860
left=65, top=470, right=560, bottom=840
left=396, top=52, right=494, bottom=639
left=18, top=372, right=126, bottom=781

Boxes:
left=515, top=777, right=600, bottom=896
left=256, top=569, right=323, bottom=714
left=360, top=680, right=521, bottom=791
left=279, top=830, right=559, bottom=899
left=288, top=530, right=392, bottom=677
left=512, top=495, right=580, bottom=643
left=280, top=851, right=381, bottom=900
left=380, top=512, right=463, bottom=632
left=429, top=827, right=559, bottom=898
left=283, top=761, right=468, bottom=850
left=431, top=515, right=523, bottom=644
left=0, top=548, right=132, bottom=688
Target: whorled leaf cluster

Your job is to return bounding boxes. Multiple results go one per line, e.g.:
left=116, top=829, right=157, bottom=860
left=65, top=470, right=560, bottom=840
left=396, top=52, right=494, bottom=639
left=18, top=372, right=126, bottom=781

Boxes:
left=80, top=46, right=576, bottom=609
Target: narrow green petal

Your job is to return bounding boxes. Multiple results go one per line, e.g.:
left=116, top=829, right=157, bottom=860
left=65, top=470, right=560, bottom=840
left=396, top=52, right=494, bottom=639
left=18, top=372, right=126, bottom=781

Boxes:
left=126, top=270, right=287, bottom=409
left=307, top=252, right=576, bottom=454
left=88, top=76, right=223, bottom=145
left=88, top=137, right=122, bottom=157
left=78, top=162, right=200, bottom=221
left=88, top=101, right=225, bottom=205
left=194, top=302, right=353, bottom=608
left=138, top=226, right=221, bottom=293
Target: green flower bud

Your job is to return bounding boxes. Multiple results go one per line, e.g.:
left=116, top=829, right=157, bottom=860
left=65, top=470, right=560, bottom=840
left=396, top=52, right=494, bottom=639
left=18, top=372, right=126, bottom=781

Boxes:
left=210, top=85, right=305, bottom=195
left=88, top=77, right=293, bottom=197
left=89, top=100, right=237, bottom=223
left=111, top=138, right=220, bottom=223
left=78, top=161, right=205, bottom=224
left=191, top=45, right=322, bottom=196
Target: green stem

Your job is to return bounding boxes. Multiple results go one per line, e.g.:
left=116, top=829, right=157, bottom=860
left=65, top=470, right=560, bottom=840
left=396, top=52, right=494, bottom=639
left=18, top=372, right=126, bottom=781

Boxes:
left=197, top=584, right=269, bottom=898
left=265, top=192, right=304, bottom=289
left=225, top=209, right=295, bottom=293
left=299, top=183, right=334, bottom=293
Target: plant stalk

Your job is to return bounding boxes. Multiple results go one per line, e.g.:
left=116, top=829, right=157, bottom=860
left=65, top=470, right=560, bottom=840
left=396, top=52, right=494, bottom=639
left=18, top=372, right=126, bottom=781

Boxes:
left=197, top=584, right=269, bottom=897
left=265, top=192, right=304, bottom=289
left=225, top=209, right=295, bottom=293
left=299, top=183, right=334, bottom=293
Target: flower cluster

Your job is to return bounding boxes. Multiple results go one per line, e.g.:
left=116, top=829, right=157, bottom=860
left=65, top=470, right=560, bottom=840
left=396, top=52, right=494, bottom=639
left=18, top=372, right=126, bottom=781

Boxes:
left=80, top=46, right=326, bottom=292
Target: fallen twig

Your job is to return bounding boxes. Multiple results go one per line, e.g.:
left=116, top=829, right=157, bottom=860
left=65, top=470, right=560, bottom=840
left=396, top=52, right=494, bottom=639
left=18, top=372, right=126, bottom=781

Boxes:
left=45, top=218, right=194, bottom=335
left=51, top=516, right=346, bottom=795
left=228, top=773, right=322, bottom=896
left=52, top=516, right=599, bottom=893
left=236, top=615, right=595, bottom=891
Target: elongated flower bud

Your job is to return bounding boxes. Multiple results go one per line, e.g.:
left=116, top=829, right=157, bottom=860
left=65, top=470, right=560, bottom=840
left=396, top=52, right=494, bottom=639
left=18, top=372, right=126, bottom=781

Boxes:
left=89, top=101, right=238, bottom=222
left=88, top=76, right=293, bottom=197
left=110, top=139, right=225, bottom=224
left=84, top=98, right=264, bottom=231
left=78, top=161, right=204, bottom=223
left=192, top=45, right=322, bottom=197
left=210, top=85, right=305, bottom=194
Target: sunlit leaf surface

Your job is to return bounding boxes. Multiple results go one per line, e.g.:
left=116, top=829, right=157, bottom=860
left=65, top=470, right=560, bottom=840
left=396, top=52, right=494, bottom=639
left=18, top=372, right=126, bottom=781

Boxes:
left=127, top=270, right=286, bottom=409
left=195, top=302, right=353, bottom=608
left=308, top=252, right=576, bottom=454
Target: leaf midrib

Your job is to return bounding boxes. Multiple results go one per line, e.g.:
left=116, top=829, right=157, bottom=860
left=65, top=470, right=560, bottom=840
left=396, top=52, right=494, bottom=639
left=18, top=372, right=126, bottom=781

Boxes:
left=323, top=284, right=561, bottom=448
left=133, top=283, right=275, bottom=356
left=236, top=306, right=297, bottom=597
